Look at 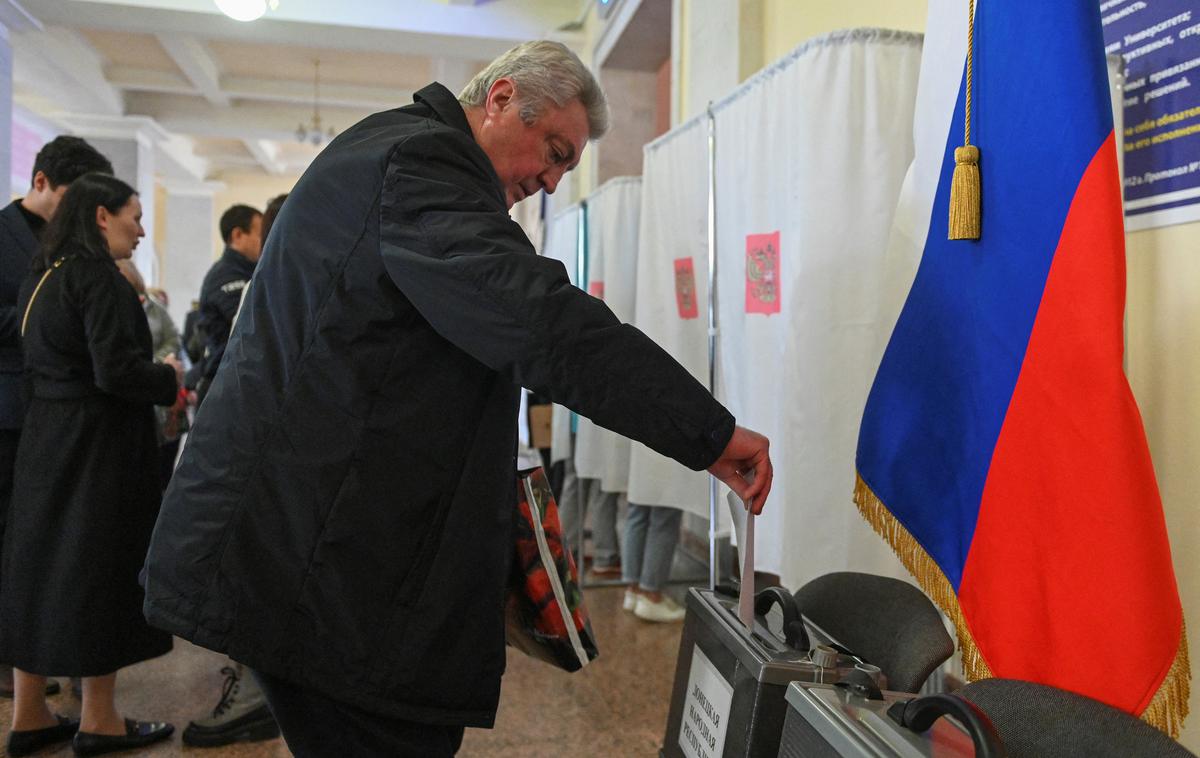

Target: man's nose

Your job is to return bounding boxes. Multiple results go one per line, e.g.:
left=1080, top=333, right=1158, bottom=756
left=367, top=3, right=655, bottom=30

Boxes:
left=541, top=166, right=565, bottom=194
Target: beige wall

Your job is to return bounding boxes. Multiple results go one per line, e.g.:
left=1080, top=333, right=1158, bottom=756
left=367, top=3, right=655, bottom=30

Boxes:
left=1126, top=221, right=1200, bottom=752
left=762, top=0, right=927, bottom=60
left=596, top=68, right=659, bottom=185
left=210, top=171, right=301, bottom=258
left=692, top=0, right=1200, bottom=748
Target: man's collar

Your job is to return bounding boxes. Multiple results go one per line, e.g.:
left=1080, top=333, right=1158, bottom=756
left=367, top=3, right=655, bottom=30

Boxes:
left=14, top=199, right=45, bottom=234
left=413, top=83, right=474, bottom=140
left=223, top=245, right=256, bottom=269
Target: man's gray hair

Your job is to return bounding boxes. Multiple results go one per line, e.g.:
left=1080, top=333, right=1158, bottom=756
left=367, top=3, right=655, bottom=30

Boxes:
left=459, top=40, right=609, bottom=140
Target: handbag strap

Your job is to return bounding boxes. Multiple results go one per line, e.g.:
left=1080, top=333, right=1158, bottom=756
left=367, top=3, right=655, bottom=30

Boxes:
left=20, top=257, right=67, bottom=338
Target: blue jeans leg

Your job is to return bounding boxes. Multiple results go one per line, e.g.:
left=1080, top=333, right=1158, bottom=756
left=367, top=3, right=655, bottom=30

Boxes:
left=622, top=504, right=683, bottom=593
left=621, top=504, right=651, bottom=584
left=589, top=483, right=620, bottom=568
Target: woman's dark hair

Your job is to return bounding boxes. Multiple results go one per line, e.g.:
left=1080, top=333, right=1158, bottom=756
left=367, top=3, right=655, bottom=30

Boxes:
left=37, top=172, right=137, bottom=272
left=261, top=193, right=288, bottom=248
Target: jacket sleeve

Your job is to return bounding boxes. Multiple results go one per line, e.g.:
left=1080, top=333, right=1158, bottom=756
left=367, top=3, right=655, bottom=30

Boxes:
left=150, top=301, right=182, bottom=362
left=78, top=265, right=178, bottom=406
left=379, top=128, right=733, bottom=471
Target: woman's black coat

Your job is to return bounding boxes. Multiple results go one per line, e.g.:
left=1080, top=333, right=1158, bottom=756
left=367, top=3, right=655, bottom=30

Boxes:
left=142, top=83, right=734, bottom=727
left=1, top=253, right=176, bottom=675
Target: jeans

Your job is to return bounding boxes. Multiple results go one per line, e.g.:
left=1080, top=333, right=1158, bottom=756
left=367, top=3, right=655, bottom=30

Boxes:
left=254, top=670, right=464, bottom=758
left=558, top=462, right=620, bottom=568
left=621, top=504, right=683, bottom=593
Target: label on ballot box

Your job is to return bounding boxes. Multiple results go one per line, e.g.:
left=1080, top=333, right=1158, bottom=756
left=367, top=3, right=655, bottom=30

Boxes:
left=679, top=645, right=733, bottom=758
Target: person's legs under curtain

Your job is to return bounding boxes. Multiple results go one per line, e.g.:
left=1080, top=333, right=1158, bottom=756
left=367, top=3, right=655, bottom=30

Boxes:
left=631, top=505, right=685, bottom=622
left=588, top=484, right=620, bottom=575
left=621, top=503, right=651, bottom=611
left=556, top=458, right=583, bottom=561
left=254, top=670, right=464, bottom=758
left=639, top=506, right=683, bottom=593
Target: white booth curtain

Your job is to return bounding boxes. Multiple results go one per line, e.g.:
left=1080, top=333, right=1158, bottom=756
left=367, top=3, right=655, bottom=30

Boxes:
left=573, top=177, right=642, bottom=493
left=625, top=116, right=717, bottom=523
left=542, top=29, right=927, bottom=592
left=711, top=29, right=923, bottom=586
left=542, top=203, right=582, bottom=465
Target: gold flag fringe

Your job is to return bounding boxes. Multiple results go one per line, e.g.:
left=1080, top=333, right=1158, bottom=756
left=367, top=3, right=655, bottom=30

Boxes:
left=853, top=473, right=1191, bottom=737
left=852, top=474, right=993, bottom=683
left=1142, top=620, right=1191, bottom=739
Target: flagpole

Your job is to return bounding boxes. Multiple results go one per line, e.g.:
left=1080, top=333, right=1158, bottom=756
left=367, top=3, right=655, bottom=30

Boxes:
left=576, top=199, right=588, bottom=577
left=706, top=101, right=719, bottom=591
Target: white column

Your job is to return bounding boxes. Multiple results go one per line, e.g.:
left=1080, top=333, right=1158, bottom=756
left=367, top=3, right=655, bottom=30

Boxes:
left=677, top=0, right=740, bottom=122
left=160, top=179, right=224, bottom=327
left=61, top=116, right=173, bottom=285
left=0, top=24, right=12, bottom=192
left=0, top=1, right=41, bottom=189
left=430, top=58, right=477, bottom=98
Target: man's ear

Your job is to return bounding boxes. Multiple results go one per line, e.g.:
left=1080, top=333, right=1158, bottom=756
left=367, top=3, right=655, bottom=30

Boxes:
left=31, top=171, right=49, bottom=194
left=485, top=77, right=516, bottom=116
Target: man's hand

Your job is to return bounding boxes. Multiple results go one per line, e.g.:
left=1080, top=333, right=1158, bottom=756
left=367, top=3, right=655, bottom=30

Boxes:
left=707, top=425, right=773, bottom=515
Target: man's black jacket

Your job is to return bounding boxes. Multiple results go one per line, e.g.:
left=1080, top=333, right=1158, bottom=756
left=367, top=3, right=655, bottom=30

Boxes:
left=188, top=246, right=255, bottom=392
left=143, top=83, right=734, bottom=727
left=0, top=201, right=40, bottom=430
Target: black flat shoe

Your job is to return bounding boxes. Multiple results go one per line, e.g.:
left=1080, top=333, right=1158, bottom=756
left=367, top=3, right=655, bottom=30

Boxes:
left=72, top=719, right=174, bottom=756
left=7, top=714, right=81, bottom=756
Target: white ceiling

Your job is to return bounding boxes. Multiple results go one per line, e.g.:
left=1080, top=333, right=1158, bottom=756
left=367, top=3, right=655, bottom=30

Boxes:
left=9, top=0, right=588, bottom=179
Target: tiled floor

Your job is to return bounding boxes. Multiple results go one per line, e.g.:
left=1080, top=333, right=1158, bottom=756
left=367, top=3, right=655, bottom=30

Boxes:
left=0, top=585, right=686, bottom=757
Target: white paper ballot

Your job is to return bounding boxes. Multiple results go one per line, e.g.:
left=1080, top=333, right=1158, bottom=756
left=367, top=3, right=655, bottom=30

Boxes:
left=726, top=482, right=755, bottom=630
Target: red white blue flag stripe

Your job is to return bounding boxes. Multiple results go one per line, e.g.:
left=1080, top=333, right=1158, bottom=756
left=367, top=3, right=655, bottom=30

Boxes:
left=855, top=0, right=1189, bottom=733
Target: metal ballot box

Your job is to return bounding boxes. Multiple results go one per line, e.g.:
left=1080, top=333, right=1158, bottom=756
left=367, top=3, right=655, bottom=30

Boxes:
left=778, top=682, right=999, bottom=758
left=660, top=588, right=871, bottom=758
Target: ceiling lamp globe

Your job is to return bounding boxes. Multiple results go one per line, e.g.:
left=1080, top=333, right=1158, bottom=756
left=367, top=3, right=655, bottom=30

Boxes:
left=214, top=0, right=267, bottom=22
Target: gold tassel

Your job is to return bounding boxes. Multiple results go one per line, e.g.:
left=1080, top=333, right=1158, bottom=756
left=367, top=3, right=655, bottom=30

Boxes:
left=949, top=0, right=982, bottom=241
left=949, top=145, right=981, bottom=240
left=1141, top=620, right=1191, bottom=738
left=855, top=474, right=1192, bottom=736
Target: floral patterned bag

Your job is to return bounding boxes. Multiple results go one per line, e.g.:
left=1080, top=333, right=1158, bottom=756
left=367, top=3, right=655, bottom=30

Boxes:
left=505, top=467, right=599, bottom=671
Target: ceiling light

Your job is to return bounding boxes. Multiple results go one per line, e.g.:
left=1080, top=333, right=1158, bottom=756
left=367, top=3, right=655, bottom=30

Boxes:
left=214, top=0, right=277, bottom=22
left=296, top=59, right=337, bottom=146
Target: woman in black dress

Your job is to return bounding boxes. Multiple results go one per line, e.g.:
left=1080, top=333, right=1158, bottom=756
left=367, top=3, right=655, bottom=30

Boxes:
left=0, top=173, right=180, bottom=756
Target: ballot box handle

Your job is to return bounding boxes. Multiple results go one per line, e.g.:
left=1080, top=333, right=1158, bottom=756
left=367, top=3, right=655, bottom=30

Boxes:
left=752, top=586, right=810, bottom=651
left=887, top=693, right=1008, bottom=758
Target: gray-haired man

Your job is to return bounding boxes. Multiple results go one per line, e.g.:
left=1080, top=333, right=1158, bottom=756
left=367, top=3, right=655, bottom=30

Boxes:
left=143, top=41, right=772, bottom=756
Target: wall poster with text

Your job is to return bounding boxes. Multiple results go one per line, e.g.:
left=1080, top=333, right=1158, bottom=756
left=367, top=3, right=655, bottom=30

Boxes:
left=1102, top=0, right=1200, bottom=230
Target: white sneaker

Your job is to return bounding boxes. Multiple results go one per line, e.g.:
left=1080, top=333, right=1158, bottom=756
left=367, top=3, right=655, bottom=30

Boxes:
left=623, top=590, right=638, bottom=612
left=634, top=594, right=686, bottom=623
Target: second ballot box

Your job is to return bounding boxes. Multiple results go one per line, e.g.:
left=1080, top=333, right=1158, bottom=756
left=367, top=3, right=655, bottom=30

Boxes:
left=660, top=587, right=877, bottom=758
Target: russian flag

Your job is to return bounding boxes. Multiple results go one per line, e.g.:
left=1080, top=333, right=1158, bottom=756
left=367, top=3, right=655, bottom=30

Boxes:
left=856, top=0, right=1190, bottom=734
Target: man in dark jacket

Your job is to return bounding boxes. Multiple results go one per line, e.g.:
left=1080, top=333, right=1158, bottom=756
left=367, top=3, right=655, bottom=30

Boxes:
left=186, top=204, right=261, bottom=405
left=179, top=204, right=281, bottom=748
left=144, top=41, right=773, bottom=757
left=0, top=136, right=111, bottom=698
